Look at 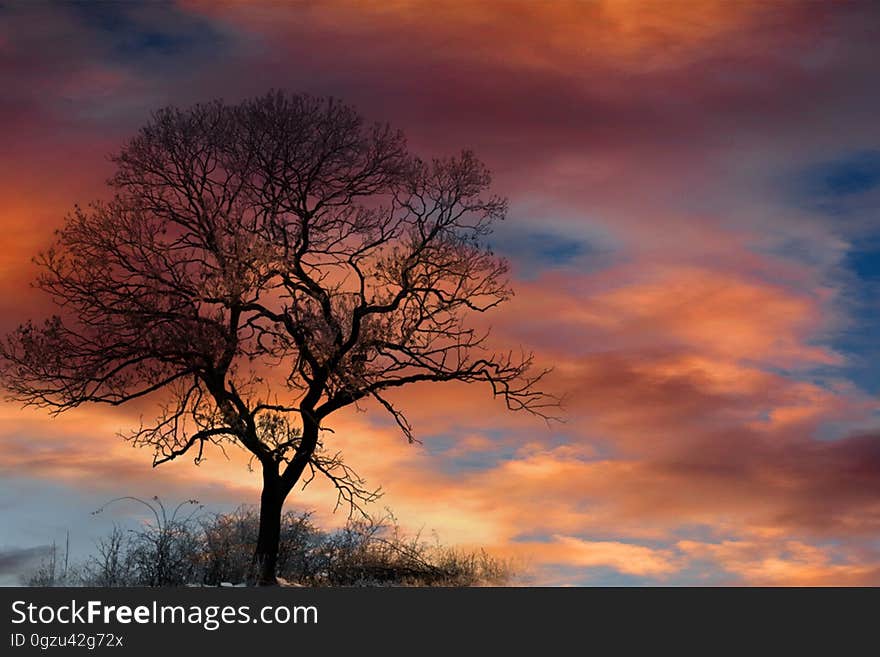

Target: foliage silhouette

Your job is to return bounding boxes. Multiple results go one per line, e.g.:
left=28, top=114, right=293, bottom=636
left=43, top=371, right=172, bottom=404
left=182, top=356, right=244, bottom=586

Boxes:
left=27, top=499, right=513, bottom=587
left=1, top=91, right=554, bottom=584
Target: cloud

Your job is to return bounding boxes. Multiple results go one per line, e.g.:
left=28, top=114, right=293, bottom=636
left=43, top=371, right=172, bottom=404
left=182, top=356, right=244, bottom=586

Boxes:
left=1, top=0, right=880, bottom=584
left=539, top=536, right=678, bottom=577
left=0, top=545, right=52, bottom=584
left=678, top=539, right=880, bottom=586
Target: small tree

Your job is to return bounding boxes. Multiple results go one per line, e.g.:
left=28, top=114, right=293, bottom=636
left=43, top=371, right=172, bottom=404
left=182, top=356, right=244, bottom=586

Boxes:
left=1, top=91, right=553, bottom=584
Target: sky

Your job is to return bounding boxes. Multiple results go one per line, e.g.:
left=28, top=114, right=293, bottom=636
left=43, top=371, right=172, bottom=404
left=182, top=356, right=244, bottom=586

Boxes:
left=2, top=0, right=880, bottom=585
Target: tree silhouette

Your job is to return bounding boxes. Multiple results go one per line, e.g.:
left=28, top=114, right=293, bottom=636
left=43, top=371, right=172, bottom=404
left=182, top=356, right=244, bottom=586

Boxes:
left=0, top=92, right=553, bottom=584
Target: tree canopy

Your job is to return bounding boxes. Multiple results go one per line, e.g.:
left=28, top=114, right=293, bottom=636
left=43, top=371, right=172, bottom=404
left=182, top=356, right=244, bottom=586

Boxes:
left=1, top=91, right=553, bottom=583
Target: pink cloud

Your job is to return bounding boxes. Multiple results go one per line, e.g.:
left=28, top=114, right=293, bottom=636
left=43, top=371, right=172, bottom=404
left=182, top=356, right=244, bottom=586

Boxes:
left=1, top=0, right=879, bottom=584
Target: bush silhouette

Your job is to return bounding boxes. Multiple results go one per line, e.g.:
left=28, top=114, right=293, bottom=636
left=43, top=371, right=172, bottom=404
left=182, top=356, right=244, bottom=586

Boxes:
left=27, top=499, right=512, bottom=587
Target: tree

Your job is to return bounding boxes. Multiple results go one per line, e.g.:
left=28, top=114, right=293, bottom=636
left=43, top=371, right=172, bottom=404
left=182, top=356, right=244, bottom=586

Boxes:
left=0, top=91, right=553, bottom=584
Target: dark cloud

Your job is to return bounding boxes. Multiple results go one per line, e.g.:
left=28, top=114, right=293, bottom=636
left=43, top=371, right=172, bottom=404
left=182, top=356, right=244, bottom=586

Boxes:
left=0, top=545, right=52, bottom=579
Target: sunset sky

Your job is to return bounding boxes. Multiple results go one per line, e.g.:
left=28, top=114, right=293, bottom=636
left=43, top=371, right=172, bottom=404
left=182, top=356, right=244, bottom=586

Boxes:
left=2, top=0, right=880, bottom=585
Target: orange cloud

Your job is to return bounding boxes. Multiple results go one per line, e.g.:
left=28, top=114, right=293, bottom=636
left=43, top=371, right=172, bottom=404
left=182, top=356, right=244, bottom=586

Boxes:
left=182, top=0, right=774, bottom=76
left=678, top=539, right=880, bottom=586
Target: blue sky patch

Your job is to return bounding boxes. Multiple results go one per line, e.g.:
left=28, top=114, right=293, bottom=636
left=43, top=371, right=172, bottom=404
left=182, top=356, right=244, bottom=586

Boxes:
left=820, top=151, right=880, bottom=197
left=826, top=232, right=880, bottom=395
left=488, top=224, right=602, bottom=279
left=67, top=0, right=229, bottom=65
left=792, top=150, right=880, bottom=218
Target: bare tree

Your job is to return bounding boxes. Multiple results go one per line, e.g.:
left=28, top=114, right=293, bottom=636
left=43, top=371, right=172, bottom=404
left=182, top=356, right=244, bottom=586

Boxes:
left=0, top=92, right=554, bottom=584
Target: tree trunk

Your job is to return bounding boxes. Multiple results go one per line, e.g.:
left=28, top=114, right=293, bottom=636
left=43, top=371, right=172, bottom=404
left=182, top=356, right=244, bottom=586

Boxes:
left=252, top=418, right=319, bottom=585
left=253, top=466, right=284, bottom=586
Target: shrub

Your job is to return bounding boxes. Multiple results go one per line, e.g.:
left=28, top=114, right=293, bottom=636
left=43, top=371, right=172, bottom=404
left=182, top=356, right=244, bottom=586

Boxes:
left=26, top=499, right=512, bottom=587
